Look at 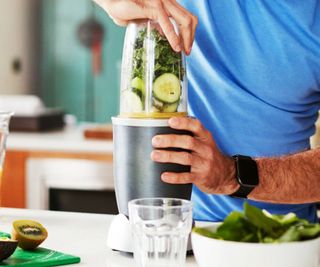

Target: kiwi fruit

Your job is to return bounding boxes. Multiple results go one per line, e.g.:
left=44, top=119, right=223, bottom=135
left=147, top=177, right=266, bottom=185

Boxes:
left=12, top=220, right=48, bottom=250
left=0, top=235, right=18, bottom=261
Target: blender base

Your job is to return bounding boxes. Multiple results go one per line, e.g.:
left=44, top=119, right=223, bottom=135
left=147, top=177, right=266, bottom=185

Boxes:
left=107, top=214, right=193, bottom=253
left=107, top=214, right=133, bottom=253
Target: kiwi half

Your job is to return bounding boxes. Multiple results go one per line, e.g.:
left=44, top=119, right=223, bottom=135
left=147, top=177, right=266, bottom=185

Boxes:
left=0, top=236, right=18, bottom=261
left=12, top=220, right=48, bottom=250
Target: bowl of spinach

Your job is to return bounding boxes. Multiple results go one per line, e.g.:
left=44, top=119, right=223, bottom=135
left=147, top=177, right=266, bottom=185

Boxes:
left=192, top=202, right=320, bottom=267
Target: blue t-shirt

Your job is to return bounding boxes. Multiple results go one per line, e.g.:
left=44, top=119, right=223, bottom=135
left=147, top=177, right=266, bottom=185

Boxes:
left=178, top=1, right=320, bottom=222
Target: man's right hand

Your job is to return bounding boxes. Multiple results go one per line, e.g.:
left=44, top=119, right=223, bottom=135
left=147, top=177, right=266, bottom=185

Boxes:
left=93, top=0, right=198, bottom=55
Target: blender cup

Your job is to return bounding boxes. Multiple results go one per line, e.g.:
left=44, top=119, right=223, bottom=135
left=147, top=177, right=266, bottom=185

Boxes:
left=119, top=20, right=187, bottom=118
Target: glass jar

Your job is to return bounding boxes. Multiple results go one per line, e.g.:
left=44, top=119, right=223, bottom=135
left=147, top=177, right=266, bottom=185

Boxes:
left=120, top=20, right=187, bottom=118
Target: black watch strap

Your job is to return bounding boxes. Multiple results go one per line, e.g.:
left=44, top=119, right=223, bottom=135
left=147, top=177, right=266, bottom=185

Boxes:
left=230, top=155, right=259, bottom=199
left=230, top=183, right=255, bottom=198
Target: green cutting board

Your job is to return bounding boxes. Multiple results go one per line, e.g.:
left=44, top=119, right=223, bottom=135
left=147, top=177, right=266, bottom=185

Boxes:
left=0, top=247, right=80, bottom=266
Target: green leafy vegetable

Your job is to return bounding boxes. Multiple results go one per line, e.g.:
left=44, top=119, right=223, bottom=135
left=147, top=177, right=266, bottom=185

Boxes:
left=244, top=202, right=282, bottom=238
left=130, top=26, right=184, bottom=113
left=193, top=202, right=320, bottom=243
left=132, top=28, right=184, bottom=81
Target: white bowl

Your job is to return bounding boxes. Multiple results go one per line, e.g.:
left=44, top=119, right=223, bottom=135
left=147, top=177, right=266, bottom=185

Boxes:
left=192, top=224, right=320, bottom=267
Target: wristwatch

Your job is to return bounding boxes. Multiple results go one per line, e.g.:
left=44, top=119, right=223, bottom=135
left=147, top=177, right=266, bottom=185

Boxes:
left=230, top=155, right=259, bottom=198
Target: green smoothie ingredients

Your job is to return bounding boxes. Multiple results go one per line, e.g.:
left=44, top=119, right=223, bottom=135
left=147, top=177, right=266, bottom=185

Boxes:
left=124, top=27, right=184, bottom=114
left=193, top=202, right=320, bottom=243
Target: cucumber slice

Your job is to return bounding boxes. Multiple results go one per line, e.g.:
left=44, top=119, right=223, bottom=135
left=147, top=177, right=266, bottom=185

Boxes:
left=163, top=101, right=179, bottom=113
left=121, top=90, right=143, bottom=113
left=153, top=73, right=181, bottom=103
left=131, top=77, right=145, bottom=96
left=152, top=97, right=164, bottom=110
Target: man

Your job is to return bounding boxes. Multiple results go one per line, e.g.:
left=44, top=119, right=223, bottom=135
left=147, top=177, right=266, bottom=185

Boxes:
left=94, top=0, right=320, bottom=222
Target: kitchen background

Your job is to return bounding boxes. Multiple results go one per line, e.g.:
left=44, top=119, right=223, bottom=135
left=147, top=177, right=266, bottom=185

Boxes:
left=0, top=0, right=319, bottom=214
left=1, top=0, right=124, bottom=122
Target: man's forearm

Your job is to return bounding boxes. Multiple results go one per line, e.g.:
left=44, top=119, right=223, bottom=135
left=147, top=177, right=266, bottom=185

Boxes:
left=249, top=148, right=320, bottom=204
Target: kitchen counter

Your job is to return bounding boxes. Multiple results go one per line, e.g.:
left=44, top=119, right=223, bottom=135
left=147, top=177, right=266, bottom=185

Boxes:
left=0, top=208, right=198, bottom=267
left=6, top=124, right=113, bottom=154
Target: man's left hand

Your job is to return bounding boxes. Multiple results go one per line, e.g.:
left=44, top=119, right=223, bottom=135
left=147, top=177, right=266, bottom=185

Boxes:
left=151, top=117, right=238, bottom=195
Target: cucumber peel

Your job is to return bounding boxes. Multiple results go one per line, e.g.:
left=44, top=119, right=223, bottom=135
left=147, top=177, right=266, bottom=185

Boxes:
left=163, top=101, right=179, bottom=112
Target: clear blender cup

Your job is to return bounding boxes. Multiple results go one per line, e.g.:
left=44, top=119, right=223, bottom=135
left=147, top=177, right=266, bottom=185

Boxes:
left=120, top=20, right=187, bottom=118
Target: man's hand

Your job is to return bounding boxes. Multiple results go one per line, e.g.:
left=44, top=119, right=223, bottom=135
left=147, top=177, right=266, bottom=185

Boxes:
left=151, top=117, right=238, bottom=195
left=93, top=0, right=197, bottom=54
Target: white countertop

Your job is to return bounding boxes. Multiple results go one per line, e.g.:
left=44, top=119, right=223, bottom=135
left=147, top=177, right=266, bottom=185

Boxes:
left=6, top=124, right=113, bottom=154
left=0, top=208, right=198, bottom=267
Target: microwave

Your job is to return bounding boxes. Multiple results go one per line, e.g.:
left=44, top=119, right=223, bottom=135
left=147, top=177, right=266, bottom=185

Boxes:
left=26, top=158, right=118, bottom=214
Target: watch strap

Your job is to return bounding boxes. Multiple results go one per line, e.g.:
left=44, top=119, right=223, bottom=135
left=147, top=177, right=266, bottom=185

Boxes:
left=230, top=184, right=255, bottom=198
left=230, top=155, right=259, bottom=199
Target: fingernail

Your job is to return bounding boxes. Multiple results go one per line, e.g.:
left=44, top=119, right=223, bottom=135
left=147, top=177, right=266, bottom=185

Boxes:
left=151, top=151, right=161, bottom=161
left=169, top=117, right=179, bottom=127
left=161, top=173, right=169, bottom=180
left=174, top=44, right=181, bottom=52
left=152, top=136, right=162, bottom=146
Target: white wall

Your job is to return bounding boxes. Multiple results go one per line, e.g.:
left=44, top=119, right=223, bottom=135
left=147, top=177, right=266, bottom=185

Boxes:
left=0, top=0, right=40, bottom=95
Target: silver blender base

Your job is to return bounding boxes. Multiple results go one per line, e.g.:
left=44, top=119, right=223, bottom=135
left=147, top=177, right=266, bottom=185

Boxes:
left=107, top=214, right=193, bottom=253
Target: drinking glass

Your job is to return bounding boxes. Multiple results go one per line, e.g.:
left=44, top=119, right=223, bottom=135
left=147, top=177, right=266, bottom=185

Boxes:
left=129, top=198, right=192, bottom=267
left=0, top=111, right=13, bottom=205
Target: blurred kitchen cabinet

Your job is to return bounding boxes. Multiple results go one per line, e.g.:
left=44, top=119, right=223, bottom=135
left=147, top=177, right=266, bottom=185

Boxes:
left=1, top=150, right=112, bottom=208
left=41, top=0, right=125, bottom=122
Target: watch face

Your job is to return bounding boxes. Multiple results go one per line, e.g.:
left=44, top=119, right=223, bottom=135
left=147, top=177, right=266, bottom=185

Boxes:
left=236, top=156, right=259, bottom=187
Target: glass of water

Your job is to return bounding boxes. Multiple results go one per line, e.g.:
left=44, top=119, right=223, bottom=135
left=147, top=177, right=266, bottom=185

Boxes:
left=129, top=198, right=192, bottom=267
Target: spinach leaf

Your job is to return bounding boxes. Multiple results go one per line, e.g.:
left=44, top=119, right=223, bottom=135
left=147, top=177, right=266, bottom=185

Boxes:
left=193, top=202, right=320, bottom=244
left=193, top=227, right=221, bottom=239
left=215, top=211, right=258, bottom=242
left=244, top=202, right=282, bottom=238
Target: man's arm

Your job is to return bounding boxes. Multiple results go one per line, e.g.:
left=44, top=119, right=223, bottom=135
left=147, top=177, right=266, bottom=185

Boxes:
left=151, top=117, right=320, bottom=204
left=252, top=149, right=320, bottom=204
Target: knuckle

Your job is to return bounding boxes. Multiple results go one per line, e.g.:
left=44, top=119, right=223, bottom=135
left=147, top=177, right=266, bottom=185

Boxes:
left=203, top=160, right=211, bottom=171
left=193, top=15, right=198, bottom=26
left=166, top=151, right=173, bottom=162
left=188, top=174, right=195, bottom=183
left=183, top=17, right=192, bottom=28
left=185, top=136, right=196, bottom=149
left=167, top=28, right=179, bottom=41
left=194, top=120, right=203, bottom=133
left=169, top=135, right=178, bottom=146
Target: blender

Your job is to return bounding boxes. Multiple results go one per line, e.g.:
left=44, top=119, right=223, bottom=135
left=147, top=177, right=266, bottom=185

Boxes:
left=107, top=20, right=192, bottom=253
